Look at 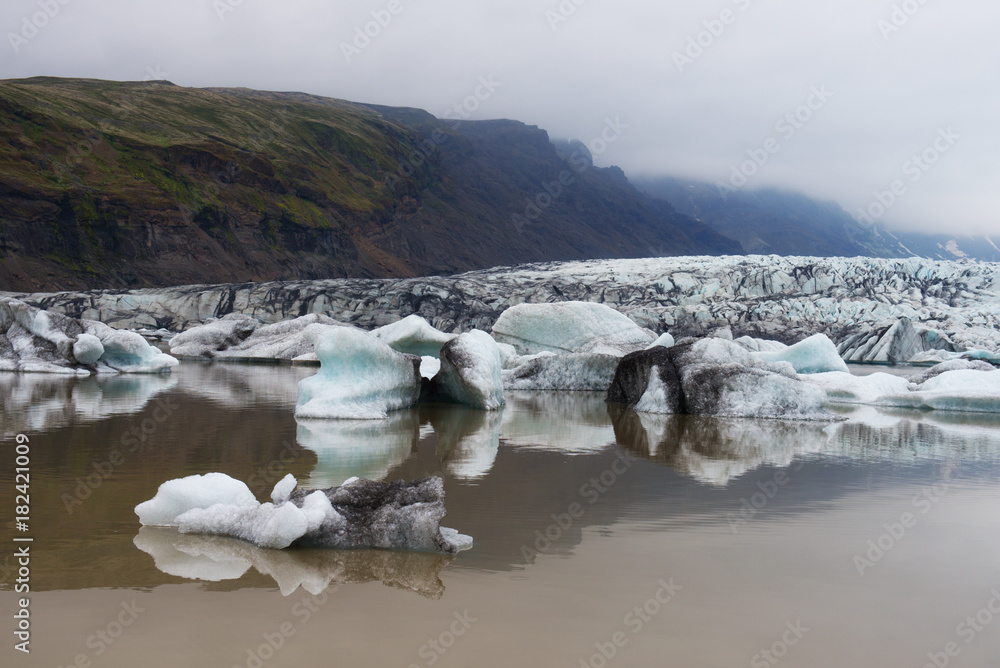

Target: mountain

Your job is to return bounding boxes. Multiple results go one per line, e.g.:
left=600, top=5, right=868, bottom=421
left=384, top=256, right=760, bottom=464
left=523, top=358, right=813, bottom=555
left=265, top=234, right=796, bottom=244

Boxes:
left=0, top=77, right=739, bottom=292
left=633, top=175, right=999, bottom=262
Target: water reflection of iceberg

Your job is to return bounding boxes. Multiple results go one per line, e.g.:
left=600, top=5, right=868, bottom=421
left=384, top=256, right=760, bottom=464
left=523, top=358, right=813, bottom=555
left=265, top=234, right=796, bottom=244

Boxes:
left=174, top=362, right=311, bottom=410
left=501, top=392, right=616, bottom=454
left=424, top=406, right=502, bottom=481
left=134, top=527, right=453, bottom=598
left=0, top=372, right=177, bottom=436
left=609, top=406, right=829, bottom=486
left=611, top=404, right=1000, bottom=486
left=295, top=410, right=419, bottom=487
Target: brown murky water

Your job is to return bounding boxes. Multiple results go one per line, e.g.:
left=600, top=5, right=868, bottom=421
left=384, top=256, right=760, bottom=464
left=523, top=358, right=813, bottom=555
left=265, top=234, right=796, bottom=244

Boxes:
left=3, top=363, right=1000, bottom=667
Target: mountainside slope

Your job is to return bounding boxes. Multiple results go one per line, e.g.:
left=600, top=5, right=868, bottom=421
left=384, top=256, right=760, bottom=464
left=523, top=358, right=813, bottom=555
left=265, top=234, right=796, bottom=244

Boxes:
left=0, top=77, right=739, bottom=292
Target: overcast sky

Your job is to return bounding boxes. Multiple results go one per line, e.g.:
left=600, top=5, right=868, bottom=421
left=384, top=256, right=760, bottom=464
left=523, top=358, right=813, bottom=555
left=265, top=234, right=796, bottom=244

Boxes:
left=2, top=0, right=998, bottom=235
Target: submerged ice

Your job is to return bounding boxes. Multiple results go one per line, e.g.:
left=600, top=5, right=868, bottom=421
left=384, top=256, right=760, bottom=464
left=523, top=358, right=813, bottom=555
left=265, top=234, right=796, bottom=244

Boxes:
left=135, top=473, right=472, bottom=554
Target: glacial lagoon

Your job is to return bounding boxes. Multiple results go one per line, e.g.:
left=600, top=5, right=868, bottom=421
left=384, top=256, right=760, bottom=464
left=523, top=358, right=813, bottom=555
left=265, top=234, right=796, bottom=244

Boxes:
left=3, top=363, right=1000, bottom=667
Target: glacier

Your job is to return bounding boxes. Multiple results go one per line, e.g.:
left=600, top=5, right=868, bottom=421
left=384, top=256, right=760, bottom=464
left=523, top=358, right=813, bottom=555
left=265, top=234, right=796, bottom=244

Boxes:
left=13, top=257, right=997, bottom=365
left=136, top=473, right=472, bottom=554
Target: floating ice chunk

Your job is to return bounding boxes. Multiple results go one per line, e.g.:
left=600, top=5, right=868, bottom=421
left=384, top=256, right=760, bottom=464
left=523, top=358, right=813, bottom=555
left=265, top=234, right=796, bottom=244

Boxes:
left=0, top=297, right=176, bottom=374
left=756, top=333, right=848, bottom=374
left=837, top=317, right=959, bottom=364
left=135, top=472, right=258, bottom=526
left=800, top=371, right=911, bottom=405
left=85, top=321, right=179, bottom=373
left=372, top=315, right=455, bottom=357
left=425, top=330, right=505, bottom=410
left=168, top=314, right=258, bottom=357
left=72, top=334, right=105, bottom=365
left=496, top=342, right=520, bottom=369
left=492, top=301, right=655, bottom=356
left=608, top=338, right=835, bottom=421
left=647, top=332, right=675, bottom=349
left=295, top=327, right=422, bottom=419
left=176, top=500, right=310, bottom=550
left=138, top=473, right=472, bottom=554
left=503, top=353, right=619, bottom=391
left=882, top=369, right=1000, bottom=413
left=909, top=359, right=997, bottom=386
left=289, top=477, right=472, bottom=554
left=170, top=314, right=348, bottom=360
left=271, top=474, right=298, bottom=505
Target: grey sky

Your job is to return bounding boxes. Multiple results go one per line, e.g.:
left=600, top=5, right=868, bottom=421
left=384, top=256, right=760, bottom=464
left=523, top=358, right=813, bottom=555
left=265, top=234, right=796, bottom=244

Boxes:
left=2, top=0, right=998, bottom=235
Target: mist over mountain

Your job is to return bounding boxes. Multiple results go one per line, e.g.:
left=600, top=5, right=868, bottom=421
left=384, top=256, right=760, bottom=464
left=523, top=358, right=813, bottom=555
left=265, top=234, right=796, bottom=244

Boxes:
left=634, top=175, right=1000, bottom=263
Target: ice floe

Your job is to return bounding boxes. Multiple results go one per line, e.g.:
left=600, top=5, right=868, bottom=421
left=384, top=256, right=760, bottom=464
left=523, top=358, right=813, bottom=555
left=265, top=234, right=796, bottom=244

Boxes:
left=136, top=473, right=472, bottom=554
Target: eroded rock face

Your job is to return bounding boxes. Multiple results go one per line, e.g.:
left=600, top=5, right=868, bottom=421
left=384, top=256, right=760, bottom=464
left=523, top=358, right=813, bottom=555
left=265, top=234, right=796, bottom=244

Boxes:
left=607, top=339, right=833, bottom=421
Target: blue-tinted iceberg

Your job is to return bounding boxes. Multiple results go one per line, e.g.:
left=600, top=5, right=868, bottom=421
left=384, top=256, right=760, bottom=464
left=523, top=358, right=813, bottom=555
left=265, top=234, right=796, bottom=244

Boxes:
left=295, top=327, right=422, bottom=419
left=372, top=315, right=455, bottom=357
left=0, top=297, right=177, bottom=374
left=755, top=333, right=849, bottom=374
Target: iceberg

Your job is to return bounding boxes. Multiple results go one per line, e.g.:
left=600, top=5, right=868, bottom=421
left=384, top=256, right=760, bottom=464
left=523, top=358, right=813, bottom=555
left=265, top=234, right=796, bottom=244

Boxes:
left=295, top=327, right=422, bottom=419
left=492, top=301, right=655, bottom=356
left=908, top=359, right=997, bottom=386
left=607, top=338, right=835, bottom=421
left=423, top=330, right=505, bottom=410
left=755, top=333, right=849, bottom=374
left=0, top=297, right=177, bottom=374
left=136, top=473, right=472, bottom=554
left=372, top=315, right=455, bottom=357
left=800, top=371, right=912, bottom=405
left=881, top=369, right=1000, bottom=413
left=503, top=352, right=620, bottom=391
left=169, top=313, right=347, bottom=361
